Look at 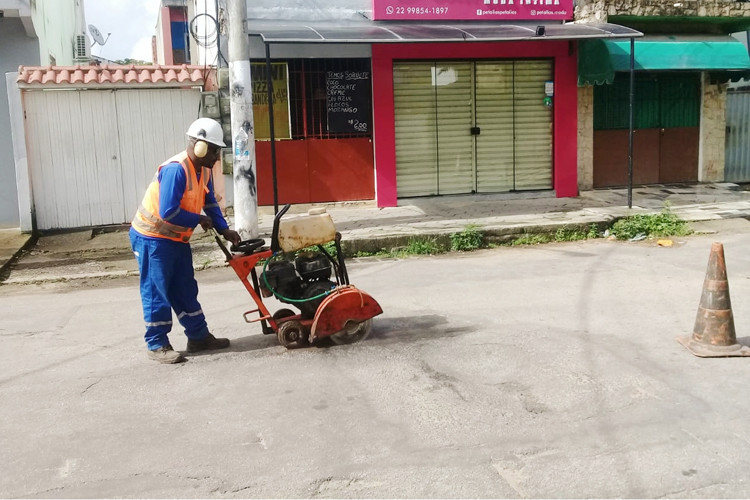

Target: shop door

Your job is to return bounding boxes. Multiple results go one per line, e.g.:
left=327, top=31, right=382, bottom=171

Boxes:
left=593, top=73, right=700, bottom=187
left=394, top=60, right=553, bottom=198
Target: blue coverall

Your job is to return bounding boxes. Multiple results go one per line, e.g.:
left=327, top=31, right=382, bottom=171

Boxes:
left=129, top=162, right=228, bottom=350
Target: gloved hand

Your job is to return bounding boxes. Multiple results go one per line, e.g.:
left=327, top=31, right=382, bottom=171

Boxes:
left=221, top=228, right=241, bottom=245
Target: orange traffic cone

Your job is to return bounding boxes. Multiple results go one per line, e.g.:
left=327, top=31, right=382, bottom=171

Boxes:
left=677, top=242, right=750, bottom=357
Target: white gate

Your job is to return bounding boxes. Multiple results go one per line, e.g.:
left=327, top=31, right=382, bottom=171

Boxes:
left=726, top=89, right=750, bottom=183
left=23, top=88, right=200, bottom=230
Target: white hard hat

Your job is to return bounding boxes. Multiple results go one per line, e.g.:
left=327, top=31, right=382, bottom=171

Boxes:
left=186, top=118, right=226, bottom=147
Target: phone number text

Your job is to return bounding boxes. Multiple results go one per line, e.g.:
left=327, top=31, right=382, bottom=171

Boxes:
left=391, top=6, right=449, bottom=14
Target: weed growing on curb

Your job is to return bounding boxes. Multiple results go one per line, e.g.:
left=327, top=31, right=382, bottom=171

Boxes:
left=511, top=234, right=551, bottom=246
left=610, top=206, right=692, bottom=240
left=450, top=225, right=484, bottom=252
left=354, top=249, right=391, bottom=258
left=403, top=237, right=442, bottom=255
left=553, top=224, right=601, bottom=242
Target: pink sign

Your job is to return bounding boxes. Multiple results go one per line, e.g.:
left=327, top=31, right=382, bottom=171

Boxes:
left=372, top=0, right=573, bottom=21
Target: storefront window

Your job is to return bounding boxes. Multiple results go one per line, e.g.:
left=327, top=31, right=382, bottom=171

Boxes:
left=251, top=58, right=373, bottom=140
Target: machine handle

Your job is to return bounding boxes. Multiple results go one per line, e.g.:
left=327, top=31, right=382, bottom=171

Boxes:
left=243, top=309, right=272, bottom=323
left=271, top=204, right=292, bottom=253
left=209, top=228, right=233, bottom=262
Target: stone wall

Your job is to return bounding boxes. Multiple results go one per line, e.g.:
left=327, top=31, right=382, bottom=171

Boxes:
left=574, top=0, right=750, bottom=22
left=577, top=86, right=595, bottom=190
left=700, top=75, right=728, bottom=181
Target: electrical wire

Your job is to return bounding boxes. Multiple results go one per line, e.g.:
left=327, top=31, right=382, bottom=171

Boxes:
left=189, top=9, right=228, bottom=67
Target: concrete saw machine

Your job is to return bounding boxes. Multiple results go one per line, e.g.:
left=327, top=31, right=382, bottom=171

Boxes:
left=212, top=204, right=382, bottom=347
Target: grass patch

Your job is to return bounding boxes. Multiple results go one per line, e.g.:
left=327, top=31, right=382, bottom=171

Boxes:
left=293, top=241, right=338, bottom=258
left=353, top=249, right=392, bottom=258
left=351, top=236, right=446, bottom=258
left=554, top=224, right=600, bottom=242
left=450, top=225, right=484, bottom=252
left=511, top=233, right=551, bottom=246
left=403, top=237, right=443, bottom=255
left=610, top=206, right=692, bottom=241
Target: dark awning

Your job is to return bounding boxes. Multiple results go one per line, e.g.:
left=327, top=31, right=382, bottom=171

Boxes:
left=579, top=35, right=750, bottom=85
left=247, top=21, right=643, bottom=44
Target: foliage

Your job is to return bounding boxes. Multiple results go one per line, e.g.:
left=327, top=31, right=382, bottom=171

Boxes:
left=553, top=224, right=600, bottom=242
left=403, top=237, right=442, bottom=255
left=450, top=225, right=484, bottom=252
left=294, top=241, right=337, bottom=258
left=114, top=58, right=152, bottom=66
left=511, top=234, right=551, bottom=246
left=609, top=207, right=692, bottom=240
left=354, top=249, right=391, bottom=258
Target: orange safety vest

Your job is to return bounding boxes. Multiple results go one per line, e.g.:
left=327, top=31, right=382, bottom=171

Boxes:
left=131, top=151, right=210, bottom=243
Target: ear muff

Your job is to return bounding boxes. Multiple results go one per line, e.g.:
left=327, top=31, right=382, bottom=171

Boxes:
left=194, top=140, right=208, bottom=158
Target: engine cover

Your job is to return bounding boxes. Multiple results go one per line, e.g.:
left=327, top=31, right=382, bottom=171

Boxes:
left=261, top=260, right=301, bottom=299
left=295, top=252, right=332, bottom=281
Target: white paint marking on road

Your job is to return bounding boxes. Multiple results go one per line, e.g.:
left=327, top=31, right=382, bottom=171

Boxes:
left=256, top=432, right=268, bottom=450
left=58, top=458, right=77, bottom=478
left=492, top=460, right=527, bottom=498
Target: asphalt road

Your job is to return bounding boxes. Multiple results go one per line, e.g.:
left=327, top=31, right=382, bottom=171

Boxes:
left=3, top=220, right=750, bottom=498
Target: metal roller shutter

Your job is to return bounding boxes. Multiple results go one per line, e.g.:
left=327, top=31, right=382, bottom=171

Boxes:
left=513, top=60, right=553, bottom=190
left=476, top=61, right=514, bottom=192
left=394, top=59, right=553, bottom=197
left=394, top=63, right=438, bottom=197
left=436, top=62, right=475, bottom=195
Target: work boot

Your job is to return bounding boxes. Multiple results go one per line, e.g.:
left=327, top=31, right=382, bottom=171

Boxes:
left=186, top=333, right=230, bottom=353
left=147, top=345, right=186, bottom=364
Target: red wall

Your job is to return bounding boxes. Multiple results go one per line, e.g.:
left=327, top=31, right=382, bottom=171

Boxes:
left=371, top=41, right=579, bottom=207
left=255, top=138, right=375, bottom=205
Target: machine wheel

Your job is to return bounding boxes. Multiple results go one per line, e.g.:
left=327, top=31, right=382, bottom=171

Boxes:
left=277, top=320, right=304, bottom=348
left=329, top=319, right=373, bottom=345
left=296, top=331, right=311, bottom=347
left=272, top=308, right=296, bottom=322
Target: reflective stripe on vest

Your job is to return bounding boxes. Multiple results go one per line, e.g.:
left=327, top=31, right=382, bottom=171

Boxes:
left=131, top=152, right=210, bottom=243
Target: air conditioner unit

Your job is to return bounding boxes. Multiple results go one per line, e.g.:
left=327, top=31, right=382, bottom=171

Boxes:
left=73, top=34, right=91, bottom=64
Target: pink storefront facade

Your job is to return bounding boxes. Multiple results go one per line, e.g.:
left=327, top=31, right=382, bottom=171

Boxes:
left=370, top=40, right=579, bottom=207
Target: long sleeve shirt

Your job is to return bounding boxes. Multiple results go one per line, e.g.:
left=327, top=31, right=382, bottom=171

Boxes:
left=158, top=162, right=228, bottom=232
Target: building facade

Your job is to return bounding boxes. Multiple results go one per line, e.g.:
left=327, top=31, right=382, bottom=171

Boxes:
left=575, top=0, right=750, bottom=189
left=154, top=0, right=190, bottom=65
left=220, top=0, right=638, bottom=208
left=1, top=0, right=87, bottom=228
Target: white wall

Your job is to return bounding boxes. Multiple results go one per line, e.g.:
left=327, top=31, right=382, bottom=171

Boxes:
left=31, top=0, right=80, bottom=65
left=1, top=16, right=39, bottom=228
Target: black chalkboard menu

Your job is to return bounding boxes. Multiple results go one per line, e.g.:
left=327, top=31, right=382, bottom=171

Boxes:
left=326, top=70, right=371, bottom=134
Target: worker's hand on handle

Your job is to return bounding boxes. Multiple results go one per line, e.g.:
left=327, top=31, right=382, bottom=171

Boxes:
left=199, top=215, right=213, bottom=231
left=220, top=228, right=241, bottom=245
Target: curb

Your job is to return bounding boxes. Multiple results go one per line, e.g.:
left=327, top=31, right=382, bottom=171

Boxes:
left=340, top=217, right=614, bottom=255
left=0, top=233, right=37, bottom=282
left=0, top=208, right=737, bottom=286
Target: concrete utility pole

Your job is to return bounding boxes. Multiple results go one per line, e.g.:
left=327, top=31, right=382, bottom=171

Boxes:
left=227, top=0, right=258, bottom=238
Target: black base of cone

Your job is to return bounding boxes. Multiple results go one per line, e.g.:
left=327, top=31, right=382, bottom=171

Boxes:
left=677, top=335, right=750, bottom=357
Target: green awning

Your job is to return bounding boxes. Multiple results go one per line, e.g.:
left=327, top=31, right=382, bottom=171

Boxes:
left=579, top=35, right=750, bottom=85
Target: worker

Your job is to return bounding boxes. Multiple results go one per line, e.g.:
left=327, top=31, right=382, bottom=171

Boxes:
left=130, top=118, right=241, bottom=364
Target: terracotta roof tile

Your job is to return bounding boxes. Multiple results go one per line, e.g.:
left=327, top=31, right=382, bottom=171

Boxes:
left=55, top=69, right=69, bottom=85
left=16, top=64, right=212, bottom=88
left=27, top=69, right=43, bottom=84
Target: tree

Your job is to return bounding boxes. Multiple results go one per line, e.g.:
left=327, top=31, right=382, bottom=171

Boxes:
left=114, top=58, right=153, bottom=66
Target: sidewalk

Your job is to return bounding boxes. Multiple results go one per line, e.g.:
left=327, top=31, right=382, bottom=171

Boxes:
left=3, top=183, right=750, bottom=285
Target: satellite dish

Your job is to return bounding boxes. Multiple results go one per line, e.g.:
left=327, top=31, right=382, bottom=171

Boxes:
left=89, top=24, right=106, bottom=46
